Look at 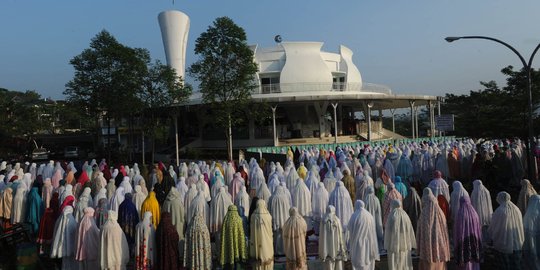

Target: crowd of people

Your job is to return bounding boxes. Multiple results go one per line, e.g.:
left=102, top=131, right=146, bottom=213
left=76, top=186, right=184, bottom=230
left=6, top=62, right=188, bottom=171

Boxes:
left=0, top=138, right=538, bottom=270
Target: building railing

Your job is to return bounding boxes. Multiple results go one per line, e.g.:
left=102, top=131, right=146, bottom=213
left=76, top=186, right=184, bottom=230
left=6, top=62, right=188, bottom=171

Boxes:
left=261, top=84, right=281, bottom=94
left=332, top=82, right=346, bottom=91
left=257, top=82, right=391, bottom=94
left=362, top=83, right=392, bottom=95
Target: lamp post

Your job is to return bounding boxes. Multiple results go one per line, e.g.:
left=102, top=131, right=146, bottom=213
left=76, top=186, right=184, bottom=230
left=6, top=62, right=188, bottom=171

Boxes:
left=445, top=36, right=540, bottom=181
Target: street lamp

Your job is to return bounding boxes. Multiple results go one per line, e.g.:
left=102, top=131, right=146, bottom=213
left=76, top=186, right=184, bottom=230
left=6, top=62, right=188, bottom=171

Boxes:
left=445, top=35, right=540, bottom=181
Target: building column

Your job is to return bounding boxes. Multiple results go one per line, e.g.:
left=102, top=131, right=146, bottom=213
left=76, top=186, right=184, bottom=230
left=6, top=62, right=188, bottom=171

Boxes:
left=314, top=101, right=329, bottom=138
left=271, top=105, right=278, bottom=146
left=428, top=101, right=434, bottom=138
left=173, top=113, right=180, bottom=167
left=389, top=108, right=396, bottom=133
left=409, top=100, right=415, bottom=139
left=437, top=99, right=441, bottom=137
left=248, top=117, right=255, bottom=141
left=415, top=106, right=419, bottom=139
left=331, top=103, right=339, bottom=144
left=366, top=101, right=374, bottom=141
left=338, top=104, right=343, bottom=136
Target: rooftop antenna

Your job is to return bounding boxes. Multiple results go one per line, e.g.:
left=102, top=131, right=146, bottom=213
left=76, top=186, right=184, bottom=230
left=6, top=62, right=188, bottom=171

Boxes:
left=274, top=35, right=282, bottom=43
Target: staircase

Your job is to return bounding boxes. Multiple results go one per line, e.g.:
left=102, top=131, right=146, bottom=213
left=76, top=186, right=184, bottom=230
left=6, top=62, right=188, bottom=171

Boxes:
left=357, top=128, right=406, bottom=141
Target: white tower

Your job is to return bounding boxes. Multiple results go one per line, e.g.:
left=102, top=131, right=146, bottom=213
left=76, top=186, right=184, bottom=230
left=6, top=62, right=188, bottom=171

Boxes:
left=158, top=10, right=190, bottom=79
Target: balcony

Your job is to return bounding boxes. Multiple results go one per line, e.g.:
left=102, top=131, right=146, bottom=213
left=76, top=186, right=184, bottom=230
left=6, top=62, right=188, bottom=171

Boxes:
left=332, top=82, right=346, bottom=91
left=257, top=82, right=391, bottom=94
left=261, top=83, right=281, bottom=94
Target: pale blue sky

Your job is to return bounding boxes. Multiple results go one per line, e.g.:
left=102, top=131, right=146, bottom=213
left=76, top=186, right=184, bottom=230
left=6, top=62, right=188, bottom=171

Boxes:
left=1, top=0, right=540, bottom=99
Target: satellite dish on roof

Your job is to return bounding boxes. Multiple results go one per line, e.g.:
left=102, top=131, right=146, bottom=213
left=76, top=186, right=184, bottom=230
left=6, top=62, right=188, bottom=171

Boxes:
left=274, top=35, right=282, bottom=43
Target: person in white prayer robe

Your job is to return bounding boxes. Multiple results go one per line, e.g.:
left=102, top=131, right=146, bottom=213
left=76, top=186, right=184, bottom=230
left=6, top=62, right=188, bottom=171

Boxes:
left=100, top=210, right=129, bottom=270
left=210, top=186, right=233, bottom=235
left=291, top=178, right=312, bottom=230
left=110, top=186, right=125, bottom=213
left=305, top=170, right=320, bottom=195
left=428, top=170, right=450, bottom=202
left=280, top=182, right=292, bottom=205
left=286, top=167, right=300, bottom=191
left=175, top=176, right=189, bottom=202
left=384, top=200, right=416, bottom=270
left=76, top=207, right=100, bottom=270
left=471, top=179, right=492, bottom=243
left=319, top=205, right=347, bottom=270
left=132, top=185, right=146, bottom=216
left=196, top=175, right=211, bottom=202
left=229, top=172, right=245, bottom=202
left=211, top=177, right=225, bottom=199
left=75, top=187, right=93, bottom=222
left=162, top=187, right=185, bottom=248
left=60, top=184, right=74, bottom=205
left=257, top=182, right=272, bottom=206
left=523, top=195, right=540, bottom=270
left=356, top=170, right=373, bottom=202
left=21, top=172, right=32, bottom=192
left=94, top=188, right=107, bottom=208
left=92, top=172, right=107, bottom=197
left=518, top=179, right=537, bottom=215
left=270, top=185, right=291, bottom=255
left=183, top=184, right=198, bottom=220
left=224, top=162, right=235, bottom=185
left=312, top=182, right=329, bottom=234
left=11, top=182, right=27, bottom=224
left=450, top=180, right=469, bottom=222
left=250, top=199, right=274, bottom=270
left=119, top=176, right=133, bottom=195
left=135, top=211, right=156, bottom=270
left=250, top=166, right=266, bottom=194
left=282, top=207, right=308, bottom=270
left=235, top=185, right=251, bottom=217
left=328, top=181, right=354, bottom=231
left=268, top=173, right=280, bottom=195
left=106, top=179, right=116, bottom=200
left=488, top=191, right=524, bottom=269
left=42, top=178, right=53, bottom=208
left=347, top=200, right=380, bottom=270
left=323, top=171, right=337, bottom=194
left=51, top=205, right=78, bottom=270
left=187, top=190, right=210, bottom=227
left=363, top=186, right=384, bottom=250
left=382, top=183, right=403, bottom=226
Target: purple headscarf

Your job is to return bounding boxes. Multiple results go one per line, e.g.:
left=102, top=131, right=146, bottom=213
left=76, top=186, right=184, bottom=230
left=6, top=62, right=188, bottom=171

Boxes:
left=453, top=196, right=482, bottom=266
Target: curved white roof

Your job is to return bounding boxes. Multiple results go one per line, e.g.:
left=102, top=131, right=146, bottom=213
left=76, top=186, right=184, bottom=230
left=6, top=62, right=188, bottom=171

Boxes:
left=182, top=41, right=438, bottom=109
left=253, top=42, right=363, bottom=93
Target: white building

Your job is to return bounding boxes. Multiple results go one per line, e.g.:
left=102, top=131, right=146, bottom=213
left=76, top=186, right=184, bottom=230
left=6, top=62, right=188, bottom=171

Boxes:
left=180, top=42, right=439, bottom=149
left=159, top=10, right=440, bottom=150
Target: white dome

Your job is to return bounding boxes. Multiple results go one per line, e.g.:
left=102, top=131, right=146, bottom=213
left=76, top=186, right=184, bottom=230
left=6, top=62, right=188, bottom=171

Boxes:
left=253, top=42, right=363, bottom=94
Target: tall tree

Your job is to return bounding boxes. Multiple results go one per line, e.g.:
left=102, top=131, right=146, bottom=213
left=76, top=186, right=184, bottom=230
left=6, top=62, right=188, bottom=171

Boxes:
left=189, top=16, right=259, bottom=161
left=65, top=30, right=148, bottom=160
left=65, top=30, right=191, bottom=163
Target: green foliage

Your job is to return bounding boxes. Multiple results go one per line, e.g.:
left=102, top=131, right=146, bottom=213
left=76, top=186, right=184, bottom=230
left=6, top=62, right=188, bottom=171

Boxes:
left=140, top=60, right=192, bottom=109
left=189, top=16, right=259, bottom=127
left=0, top=89, right=42, bottom=137
left=64, top=30, right=148, bottom=119
left=64, top=30, right=192, bottom=161
left=188, top=17, right=259, bottom=160
left=442, top=66, right=540, bottom=138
